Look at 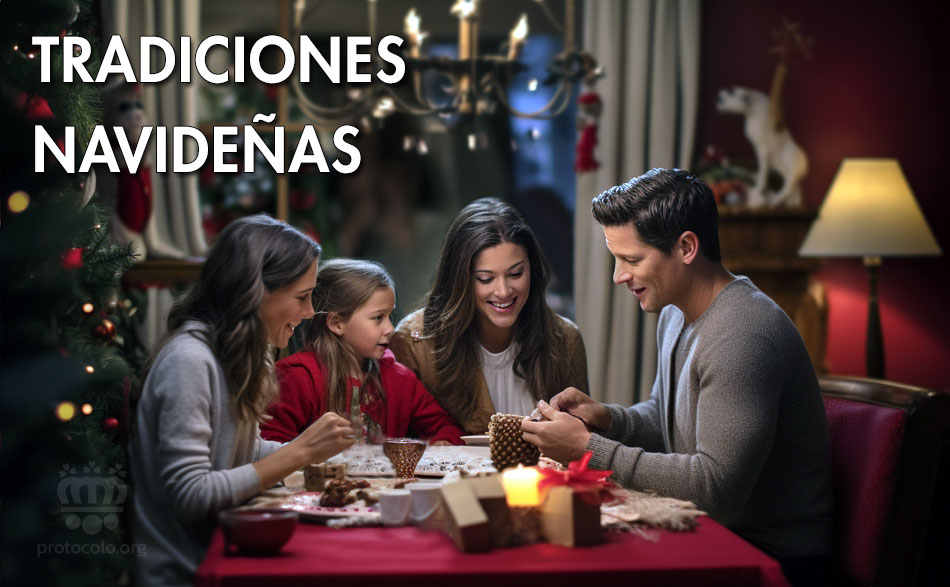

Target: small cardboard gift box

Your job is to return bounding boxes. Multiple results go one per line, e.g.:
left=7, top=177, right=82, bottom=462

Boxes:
left=467, top=475, right=512, bottom=547
left=440, top=481, right=491, bottom=553
left=539, top=486, right=603, bottom=547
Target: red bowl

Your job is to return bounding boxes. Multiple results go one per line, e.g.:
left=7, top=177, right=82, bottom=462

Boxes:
left=218, top=509, right=298, bottom=556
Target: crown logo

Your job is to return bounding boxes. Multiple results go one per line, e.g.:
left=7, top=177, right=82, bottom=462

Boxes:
left=57, top=462, right=128, bottom=535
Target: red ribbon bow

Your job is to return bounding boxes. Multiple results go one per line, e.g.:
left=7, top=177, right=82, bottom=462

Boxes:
left=538, top=451, right=619, bottom=506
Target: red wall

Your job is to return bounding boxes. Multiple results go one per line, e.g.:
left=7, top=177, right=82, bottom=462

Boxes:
left=697, top=0, right=949, bottom=389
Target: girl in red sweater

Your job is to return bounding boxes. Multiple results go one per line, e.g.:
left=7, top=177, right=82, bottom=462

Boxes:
left=262, top=259, right=463, bottom=445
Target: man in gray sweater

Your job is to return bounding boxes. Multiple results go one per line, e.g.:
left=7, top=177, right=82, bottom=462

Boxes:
left=523, top=168, right=831, bottom=584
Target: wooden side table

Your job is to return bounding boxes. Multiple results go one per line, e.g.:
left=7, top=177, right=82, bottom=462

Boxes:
left=122, top=258, right=204, bottom=288
left=718, top=206, right=828, bottom=373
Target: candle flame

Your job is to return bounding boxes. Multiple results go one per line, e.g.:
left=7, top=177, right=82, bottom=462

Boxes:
left=451, top=0, right=476, bottom=19
left=512, top=14, right=528, bottom=42
left=404, top=8, right=420, bottom=35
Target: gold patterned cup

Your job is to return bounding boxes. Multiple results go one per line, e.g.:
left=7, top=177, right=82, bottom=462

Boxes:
left=383, top=438, right=426, bottom=478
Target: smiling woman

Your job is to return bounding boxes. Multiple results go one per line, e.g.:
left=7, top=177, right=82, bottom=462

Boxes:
left=258, top=259, right=318, bottom=348
left=129, top=215, right=356, bottom=587
left=390, top=198, right=590, bottom=434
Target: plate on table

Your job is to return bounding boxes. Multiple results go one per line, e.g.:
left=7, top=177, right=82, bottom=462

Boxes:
left=280, top=492, right=379, bottom=522
left=460, top=435, right=490, bottom=446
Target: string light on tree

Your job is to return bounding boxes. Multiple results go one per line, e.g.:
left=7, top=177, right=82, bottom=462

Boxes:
left=7, top=191, right=30, bottom=213
left=82, top=302, right=94, bottom=314
left=55, top=401, right=77, bottom=421
left=81, top=403, right=93, bottom=415
left=85, top=365, right=95, bottom=374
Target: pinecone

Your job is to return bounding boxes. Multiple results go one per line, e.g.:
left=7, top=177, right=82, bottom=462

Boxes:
left=489, top=413, right=540, bottom=470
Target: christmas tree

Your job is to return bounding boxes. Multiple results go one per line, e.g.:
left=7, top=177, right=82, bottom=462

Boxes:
left=1, top=1, right=138, bottom=584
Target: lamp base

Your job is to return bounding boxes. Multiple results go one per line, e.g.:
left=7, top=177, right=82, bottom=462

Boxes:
left=864, top=256, right=884, bottom=379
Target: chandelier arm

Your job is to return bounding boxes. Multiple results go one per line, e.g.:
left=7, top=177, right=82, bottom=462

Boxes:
left=378, top=84, right=449, bottom=116
left=409, top=70, right=455, bottom=113
left=294, top=99, right=362, bottom=126
left=534, top=0, right=564, bottom=33
left=290, top=76, right=369, bottom=117
left=488, top=74, right=574, bottom=119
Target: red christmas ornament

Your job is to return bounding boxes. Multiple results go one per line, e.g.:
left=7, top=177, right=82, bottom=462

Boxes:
left=61, top=247, right=83, bottom=269
left=93, top=318, right=117, bottom=342
left=102, top=417, right=119, bottom=433
left=14, top=92, right=55, bottom=120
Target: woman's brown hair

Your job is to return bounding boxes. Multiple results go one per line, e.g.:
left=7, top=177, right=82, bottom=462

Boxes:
left=422, top=197, right=573, bottom=422
left=142, top=214, right=321, bottom=422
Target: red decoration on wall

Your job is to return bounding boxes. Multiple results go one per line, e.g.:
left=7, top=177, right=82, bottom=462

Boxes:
left=574, top=92, right=602, bottom=173
left=116, top=166, right=153, bottom=234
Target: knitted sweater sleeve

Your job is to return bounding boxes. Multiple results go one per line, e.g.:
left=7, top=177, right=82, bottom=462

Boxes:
left=593, top=385, right=666, bottom=453
left=148, top=344, right=262, bottom=525
left=587, top=332, right=783, bottom=523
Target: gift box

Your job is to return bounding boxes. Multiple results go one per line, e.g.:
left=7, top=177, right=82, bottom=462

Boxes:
left=467, top=475, right=512, bottom=547
left=440, top=480, right=491, bottom=553
left=538, top=451, right=618, bottom=547
left=540, top=486, right=602, bottom=547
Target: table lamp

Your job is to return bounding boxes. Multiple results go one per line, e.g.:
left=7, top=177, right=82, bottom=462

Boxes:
left=799, top=158, right=941, bottom=378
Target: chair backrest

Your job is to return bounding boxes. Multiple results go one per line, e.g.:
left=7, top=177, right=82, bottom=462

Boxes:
left=819, top=375, right=950, bottom=587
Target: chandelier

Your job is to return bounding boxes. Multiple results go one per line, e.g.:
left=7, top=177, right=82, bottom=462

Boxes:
left=291, top=0, right=599, bottom=126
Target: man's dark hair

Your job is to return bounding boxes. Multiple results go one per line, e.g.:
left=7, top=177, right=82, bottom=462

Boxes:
left=591, top=168, right=722, bottom=262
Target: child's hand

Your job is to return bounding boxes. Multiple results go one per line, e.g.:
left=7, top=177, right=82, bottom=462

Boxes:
left=430, top=440, right=452, bottom=447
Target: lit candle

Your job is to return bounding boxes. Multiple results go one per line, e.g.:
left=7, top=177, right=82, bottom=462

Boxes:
left=451, top=0, right=476, bottom=60
left=501, top=466, right=541, bottom=507
left=404, top=8, right=421, bottom=58
left=507, top=14, right=528, bottom=61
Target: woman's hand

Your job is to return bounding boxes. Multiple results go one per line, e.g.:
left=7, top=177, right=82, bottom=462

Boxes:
left=430, top=440, right=452, bottom=447
left=293, top=412, right=356, bottom=464
left=549, top=387, right=611, bottom=431
left=253, top=413, right=354, bottom=490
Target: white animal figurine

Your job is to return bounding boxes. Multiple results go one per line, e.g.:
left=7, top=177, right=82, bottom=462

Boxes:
left=716, top=86, right=807, bottom=207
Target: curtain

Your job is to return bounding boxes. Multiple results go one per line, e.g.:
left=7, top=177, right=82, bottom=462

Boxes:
left=101, top=0, right=207, bottom=349
left=573, top=0, right=701, bottom=404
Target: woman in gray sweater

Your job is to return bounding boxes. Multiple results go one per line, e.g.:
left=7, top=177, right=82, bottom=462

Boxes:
left=129, top=215, right=355, bottom=587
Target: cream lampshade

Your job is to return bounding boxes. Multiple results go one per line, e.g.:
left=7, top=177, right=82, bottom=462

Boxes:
left=799, top=158, right=941, bottom=378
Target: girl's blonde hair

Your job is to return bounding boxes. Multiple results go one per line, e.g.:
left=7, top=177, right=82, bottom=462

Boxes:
left=303, top=258, right=395, bottom=415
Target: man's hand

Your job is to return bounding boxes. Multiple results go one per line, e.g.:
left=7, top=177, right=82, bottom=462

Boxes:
left=549, top=387, right=611, bottom=432
left=521, top=400, right=591, bottom=465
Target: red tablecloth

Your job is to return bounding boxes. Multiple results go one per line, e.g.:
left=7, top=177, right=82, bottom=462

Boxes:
left=195, top=516, right=788, bottom=587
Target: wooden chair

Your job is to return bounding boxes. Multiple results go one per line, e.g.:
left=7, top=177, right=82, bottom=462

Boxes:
left=819, top=375, right=950, bottom=586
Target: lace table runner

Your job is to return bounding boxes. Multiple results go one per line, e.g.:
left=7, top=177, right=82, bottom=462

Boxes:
left=326, top=444, right=496, bottom=477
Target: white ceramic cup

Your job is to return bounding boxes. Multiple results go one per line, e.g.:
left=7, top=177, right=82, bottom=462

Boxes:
left=378, top=489, right=412, bottom=526
left=407, top=482, right=442, bottom=525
